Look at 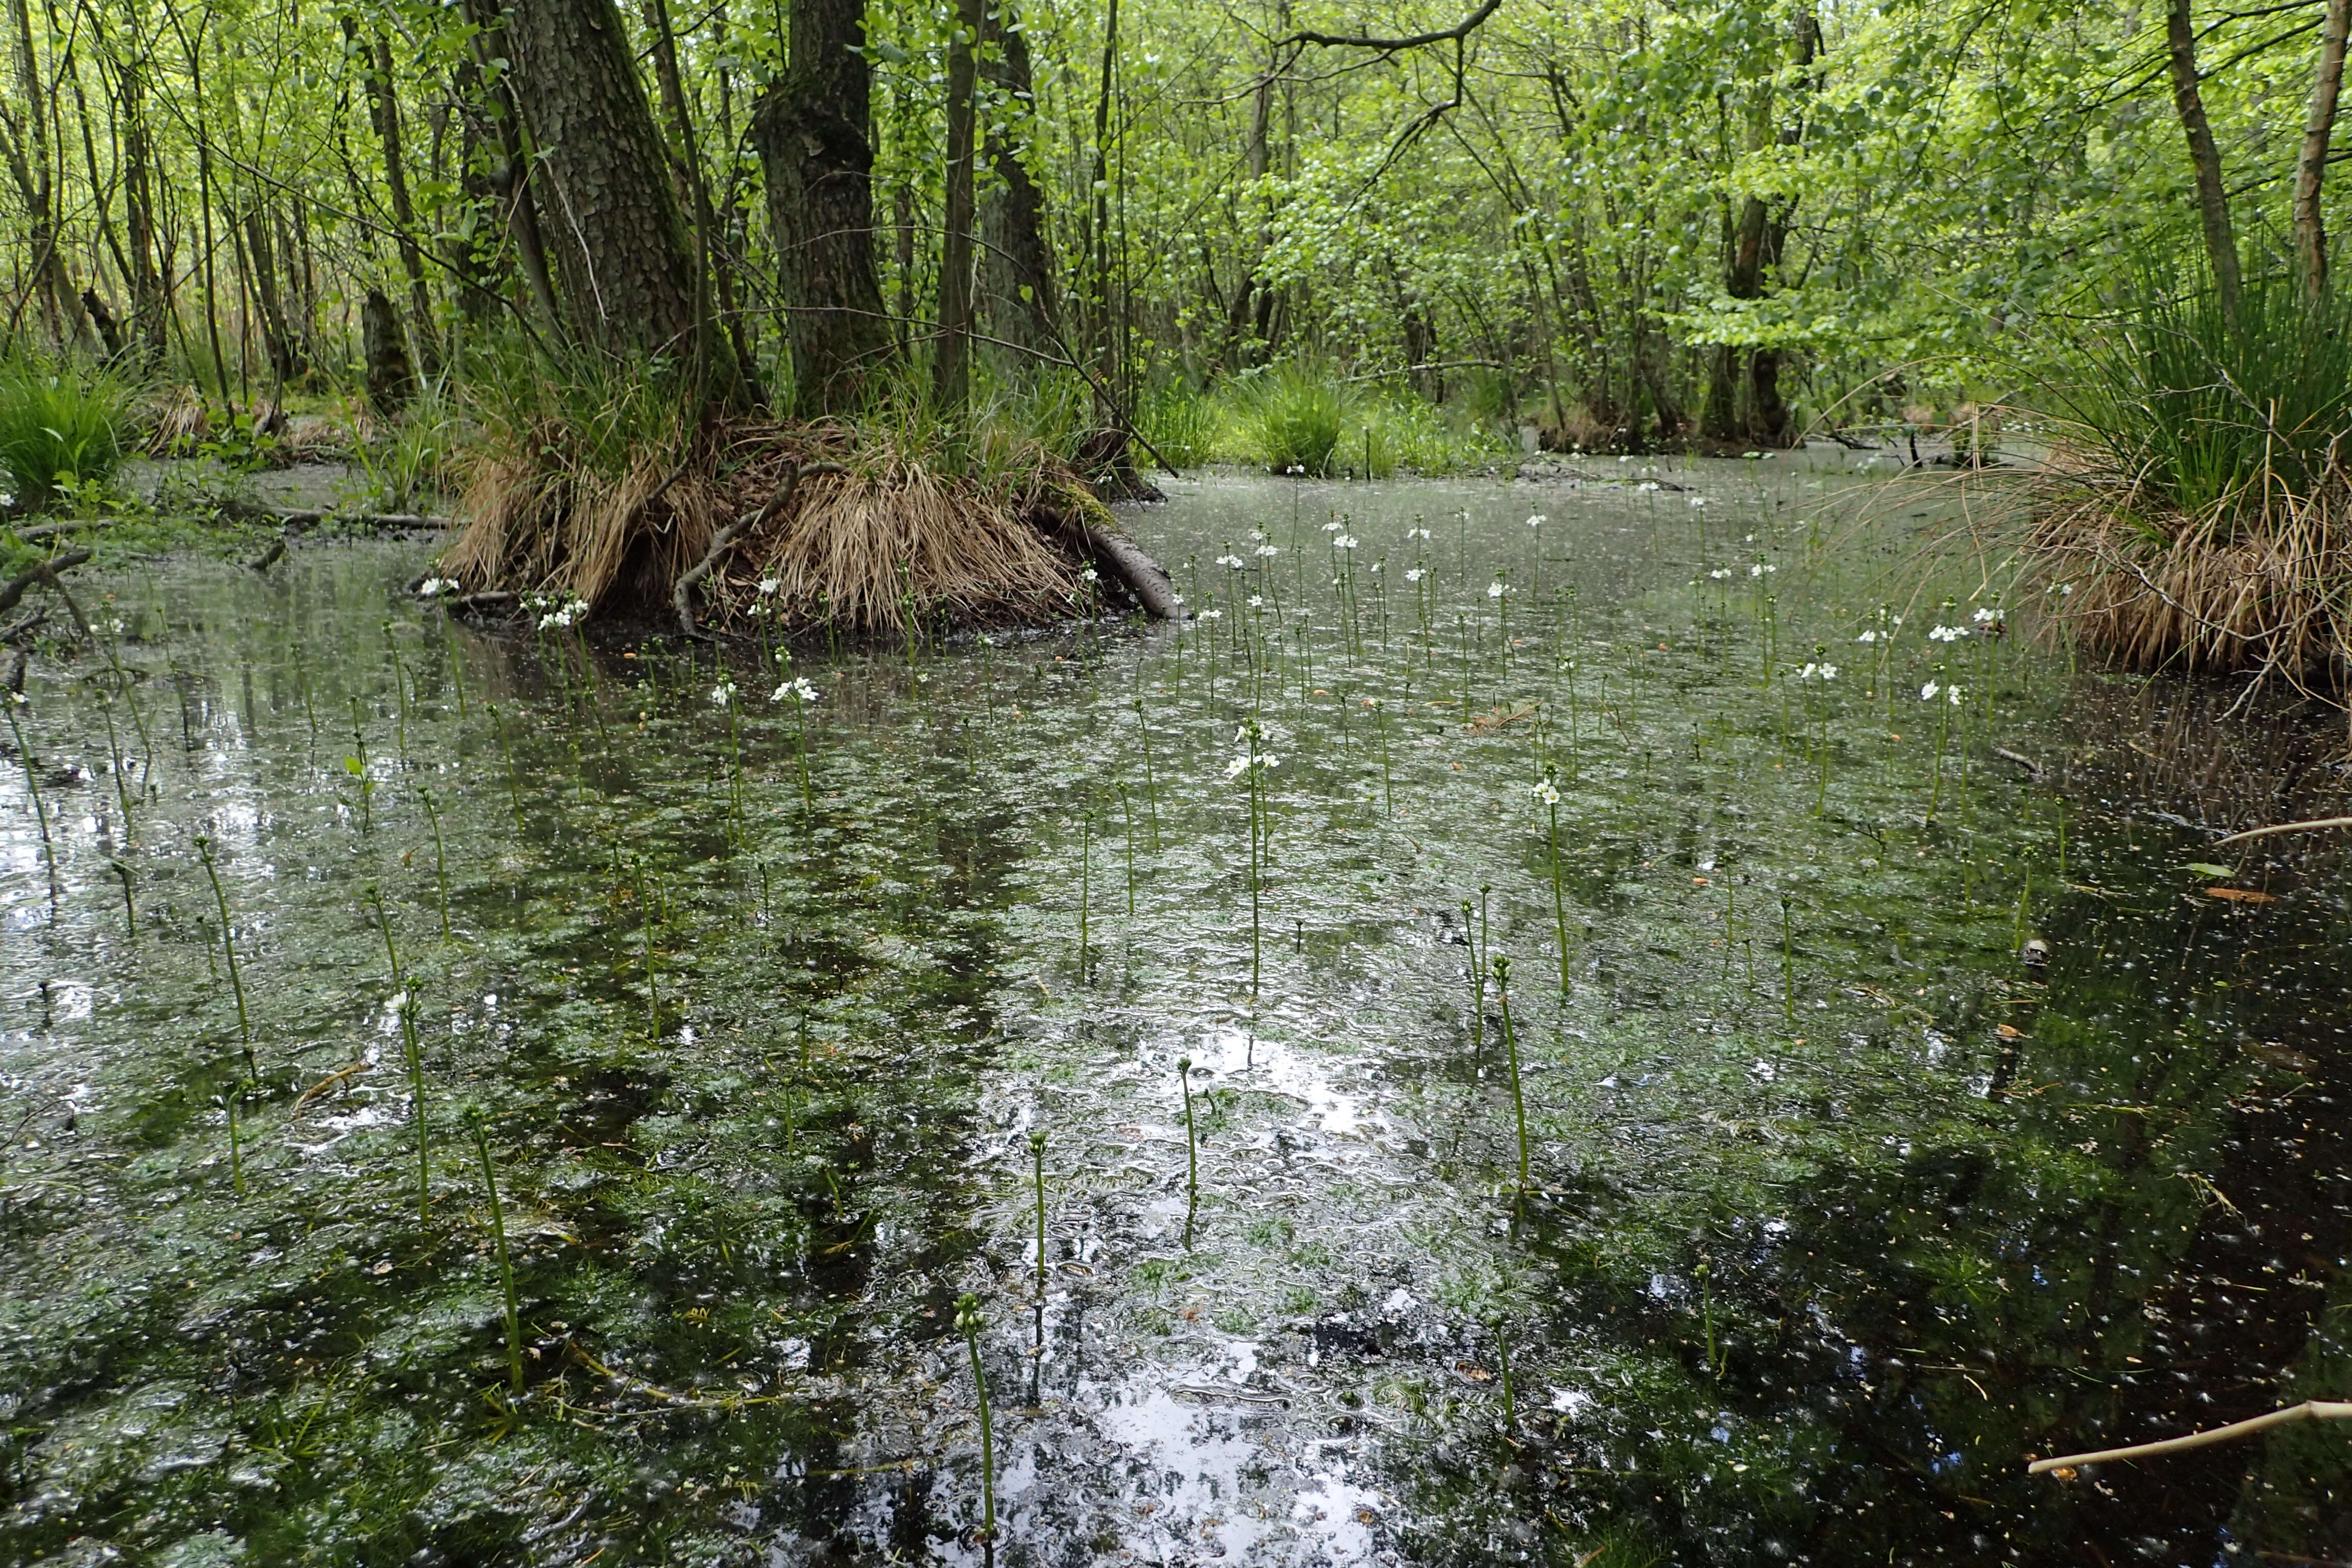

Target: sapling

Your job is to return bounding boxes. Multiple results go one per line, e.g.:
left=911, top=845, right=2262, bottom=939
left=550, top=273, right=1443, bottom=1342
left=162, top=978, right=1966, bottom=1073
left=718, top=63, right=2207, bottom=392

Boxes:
left=1177, top=1056, right=1199, bottom=1247
left=1493, top=955, right=1531, bottom=1199
left=194, top=836, right=255, bottom=1078
left=470, top=1110, right=525, bottom=1392
left=956, top=1292, right=996, bottom=1540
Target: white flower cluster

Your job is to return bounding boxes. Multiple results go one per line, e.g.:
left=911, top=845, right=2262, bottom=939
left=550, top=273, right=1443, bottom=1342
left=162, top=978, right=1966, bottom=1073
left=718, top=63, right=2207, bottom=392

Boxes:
left=1749, top=562, right=1776, bottom=578
left=771, top=676, right=820, bottom=704
left=1799, top=662, right=1838, bottom=680
left=1920, top=681, right=1963, bottom=704
left=1525, top=513, right=1547, bottom=529
left=709, top=680, right=738, bottom=708
left=417, top=577, right=458, bottom=597
left=1406, top=567, right=1426, bottom=583
left=1333, top=534, right=1359, bottom=549
left=1487, top=580, right=1506, bottom=599
left=1709, top=568, right=1732, bottom=581
left=1407, top=526, right=1432, bottom=541
left=1530, top=777, right=1560, bottom=806
left=1216, top=553, right=1245, bottom=569
left=533, top=595, right=591, bottom=630
left=1972, top=606, right=2001, bottom=623
left=1255, top=544, right=1279, bottom=558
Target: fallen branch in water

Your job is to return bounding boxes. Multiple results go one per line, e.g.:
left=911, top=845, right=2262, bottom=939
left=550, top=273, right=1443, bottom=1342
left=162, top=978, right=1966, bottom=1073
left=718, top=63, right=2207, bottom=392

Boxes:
left=0, top=548, right=93, bottom=618
left=1992, top=746, right=2045, bottom=780
left=258, top=506, right=457, bottom=532
left=10, top=518, right=116, bottom=543
left=2212, top=816, right=2352, bottom=847
left=2028, top=1399, right=2352, bottom=1474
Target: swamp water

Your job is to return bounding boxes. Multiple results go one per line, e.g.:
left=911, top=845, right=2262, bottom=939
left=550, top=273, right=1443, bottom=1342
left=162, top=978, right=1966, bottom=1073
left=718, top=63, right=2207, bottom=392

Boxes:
left=2, top=456, right=2348, bottom=1566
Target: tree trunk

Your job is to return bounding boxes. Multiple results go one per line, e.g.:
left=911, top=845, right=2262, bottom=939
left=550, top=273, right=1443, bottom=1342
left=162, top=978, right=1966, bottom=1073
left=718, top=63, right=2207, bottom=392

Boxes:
left=979, top=1, right=1060, bottom=360
left=2166, top=0, right=2242, bottom=329
left=643, top=0, right=758, bottom=403
left=354, top=26, right=441, bottom=379
left=363, top=288, right=417, bottom=413
left=497, top=0, right=716, bottom=374
left=460, top=1, right=561, bottom=331
left=2295, top=0, right=2351, bottom=298
left=933, top=0, right=984, bottom=408
left=748, top=0, right=893, bottom=414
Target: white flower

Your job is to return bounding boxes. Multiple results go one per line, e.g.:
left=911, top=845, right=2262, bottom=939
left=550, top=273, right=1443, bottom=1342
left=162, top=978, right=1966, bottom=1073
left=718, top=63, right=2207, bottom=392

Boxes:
left=1799, top=663, right=1837, bottom=680
left=1687, top=496, right=1708, bottom=508
left=1635, top=480, right=1660, bottom=493
left=1525, top=514, right=1547, bottom=528
left=1854, top=629, right=1879, bottom=643
left=1169, top=592, right=1185, bottom=605
left=1248, top=595, right=1265, bottom=609
left=1334, top=534, right=1358, bottom=549
left=1368, top=560, right=1382, bottom=573
left=1195, top=608, right=1223, bottom=621
left=1216, top=554, right=1245, bottom=569
left=1972, top=606, right=2000, bottom=623
left=1531, top=778, right=1560, bottom=805
left=2060, top=583, right=2074, bottom=596
left=1944, top=684, right=1964, bottom=704
left=1407, top=527, right=1432, bottom=541
left=1406, top=568, right=1426, bottom=583
left=1322, top=519, right=1343, bottom=532
left=1708, top=568, right=1732, bottom=581
left=757, top=578, right=780, bottom=595
left=1928, top=624, right=1965, bottom=643
left=1224, top=756, right=1248, bottom=779
left=709, top=681, right=737, bottom=707
left=417, top=577, right=457, bottom=597
left=1255, top=545, right=1279, bottom=557
left=1749, top=562, right=1777, bottom=578
left=1081, top=566, right=1099, bottom=582
left=1487, top=581, right=1505, bottom=598
left=771, top=677, right=819, bottom=703
left=1261, top=753, right=1281, bottom=769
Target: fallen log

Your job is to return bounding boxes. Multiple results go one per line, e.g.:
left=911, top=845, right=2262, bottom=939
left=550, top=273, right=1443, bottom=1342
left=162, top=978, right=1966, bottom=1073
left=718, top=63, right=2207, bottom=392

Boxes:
left=1033, top=498, right=1182, bottom=620
left=0, top=548, right=94, bottom=617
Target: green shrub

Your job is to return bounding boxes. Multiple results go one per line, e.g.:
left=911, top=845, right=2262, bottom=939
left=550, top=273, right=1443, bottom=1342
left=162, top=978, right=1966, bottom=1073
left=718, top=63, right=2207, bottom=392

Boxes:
left=0, top=360, right=135, bottom=504
left=356, top=388, right=465, bottom=510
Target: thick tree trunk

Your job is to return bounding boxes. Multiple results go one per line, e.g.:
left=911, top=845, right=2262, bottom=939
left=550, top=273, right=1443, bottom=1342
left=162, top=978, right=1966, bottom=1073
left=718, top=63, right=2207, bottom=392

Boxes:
left=933, top=0, right=984, bottom=408
left=2166, top=0, right=2242, bottom=329
left=979, top=2, right=1060, bottom=359
left=2295, top=0, right=2351, bottom=298
left=461, top=2, right=561, bottom=330
left=498, top=0, right=714, bottom=371
left=363, top=288, right=417, bottom=413
left=749, top=0, right=893, bottom=414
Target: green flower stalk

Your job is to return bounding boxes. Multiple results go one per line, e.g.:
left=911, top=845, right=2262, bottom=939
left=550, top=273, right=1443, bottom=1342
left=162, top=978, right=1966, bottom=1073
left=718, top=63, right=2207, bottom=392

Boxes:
left=367, top=885, right=430, bottom=1219
left=1533, top=771, right=1570, bottom=996
left=416, top=785, right=451, bottom=941
left=1177, top=1056, right=1200, bottom=1247
left=194, top=836, right=254, bottom=1079
left=957, top=1292, right=996, bottom=1540
left=470, top=1110, right=525, bottom=1392
left=1493, top=955, right=1531, bottom=1199
left=1030, top=1130, right=1049, bottom=1302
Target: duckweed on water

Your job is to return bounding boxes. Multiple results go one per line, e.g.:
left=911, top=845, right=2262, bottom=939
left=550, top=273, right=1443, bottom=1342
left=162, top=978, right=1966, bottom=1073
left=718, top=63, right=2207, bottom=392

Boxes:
left=0, top=458, right=2348, bottom=1564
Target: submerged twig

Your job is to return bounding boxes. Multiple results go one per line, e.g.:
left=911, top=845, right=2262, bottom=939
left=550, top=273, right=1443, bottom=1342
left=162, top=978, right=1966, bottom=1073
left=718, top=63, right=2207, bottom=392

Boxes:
left=2211, top=814, right=2352, bottom=846
left=2030, top=1400, right=2352, bottom=1474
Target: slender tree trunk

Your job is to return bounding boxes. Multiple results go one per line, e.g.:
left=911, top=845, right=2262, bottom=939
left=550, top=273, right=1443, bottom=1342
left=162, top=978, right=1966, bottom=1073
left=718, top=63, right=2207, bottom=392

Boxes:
left=118, top=55, right=168, bottom=365
left=643, top=0, right=756, bottom=402
left=933, top=0, right=984, bottom=409
left=359, top=29, right=440, bottom=378
left=2295, top=0, right=2351, bottom=298
left=461, top=1, right=560, bottom=331
left=749, top=0, right=893, bottom=414
left=498, top=0, right=719, bottom=378
left=2166, top=0, right=2242, bottom=329
left=979, top=1, right=1059, bottom=359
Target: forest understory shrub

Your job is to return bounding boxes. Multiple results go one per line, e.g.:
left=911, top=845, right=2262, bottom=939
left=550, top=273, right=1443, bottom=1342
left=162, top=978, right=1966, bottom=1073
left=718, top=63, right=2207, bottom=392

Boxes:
left=2028, top=265, right=2352, bottom=694
left=0, top=358, right=135, bottom=506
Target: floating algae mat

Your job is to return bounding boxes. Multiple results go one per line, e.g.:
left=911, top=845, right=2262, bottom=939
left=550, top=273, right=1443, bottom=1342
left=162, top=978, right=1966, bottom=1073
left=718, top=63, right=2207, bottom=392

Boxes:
left=4, top=455, right=2349, bottom=1565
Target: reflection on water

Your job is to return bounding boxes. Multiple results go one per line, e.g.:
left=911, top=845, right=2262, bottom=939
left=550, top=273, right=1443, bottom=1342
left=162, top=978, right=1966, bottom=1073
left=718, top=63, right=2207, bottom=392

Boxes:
left=0, top=456, right=2346, bottom=1565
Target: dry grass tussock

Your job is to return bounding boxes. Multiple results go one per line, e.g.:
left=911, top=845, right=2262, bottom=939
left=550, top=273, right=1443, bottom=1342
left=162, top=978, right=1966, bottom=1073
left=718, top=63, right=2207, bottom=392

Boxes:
left=442, top=413, right=1092, bottom=632
left=2028, top=448, right=2352, bottom=690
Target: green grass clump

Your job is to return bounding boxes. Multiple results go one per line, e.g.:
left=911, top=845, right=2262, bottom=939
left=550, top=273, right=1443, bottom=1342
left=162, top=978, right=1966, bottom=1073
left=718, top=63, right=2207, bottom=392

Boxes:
left=1235, top=361, right=1359, bottom=475
left=0, top=358, right=135, bottom=504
